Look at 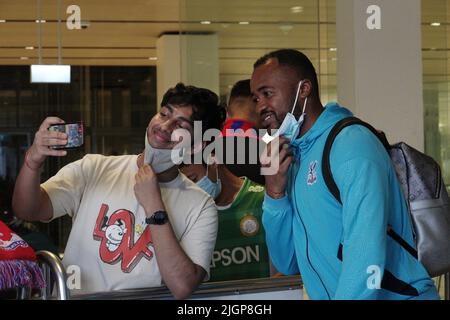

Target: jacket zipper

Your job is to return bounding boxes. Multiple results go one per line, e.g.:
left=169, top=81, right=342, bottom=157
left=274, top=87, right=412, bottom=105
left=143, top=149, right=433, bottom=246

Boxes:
left=291, top=163, right=331, bottom=300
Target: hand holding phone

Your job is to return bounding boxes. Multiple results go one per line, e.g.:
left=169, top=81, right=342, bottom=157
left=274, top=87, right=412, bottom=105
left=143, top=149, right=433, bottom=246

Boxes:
left=25, top=117, right=70, bottom=171
left=48, top=122, right=84, bottom=149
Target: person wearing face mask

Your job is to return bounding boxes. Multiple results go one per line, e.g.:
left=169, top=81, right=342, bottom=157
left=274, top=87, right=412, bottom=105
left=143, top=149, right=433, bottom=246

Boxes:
left=180, top=152, right=273, bottom=282
left=180, top=78, right=281, bottom=282
left=251, top=49, right=439, bottom=300
left=12, top=83, right=226, bottom=299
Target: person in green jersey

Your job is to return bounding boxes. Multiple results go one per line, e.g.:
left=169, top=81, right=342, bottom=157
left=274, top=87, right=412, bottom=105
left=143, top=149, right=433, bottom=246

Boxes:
left=180, top=79, right=277, bottom=281
left=180, top=159, right=270, bottom=282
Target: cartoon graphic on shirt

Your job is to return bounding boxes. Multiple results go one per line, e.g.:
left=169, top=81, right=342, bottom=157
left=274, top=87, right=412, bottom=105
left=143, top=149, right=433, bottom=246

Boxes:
left=102, top=218, right=127, bottom=252
left=93, top=204, right=153, bottom=273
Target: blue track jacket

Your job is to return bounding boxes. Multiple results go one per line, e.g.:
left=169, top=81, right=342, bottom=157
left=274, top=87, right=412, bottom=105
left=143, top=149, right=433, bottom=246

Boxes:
left=262, top=103, right=439, bottom=300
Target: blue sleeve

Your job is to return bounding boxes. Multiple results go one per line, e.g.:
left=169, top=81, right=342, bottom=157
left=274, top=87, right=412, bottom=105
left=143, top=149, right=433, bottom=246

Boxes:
left=262, top=193, right=299, bottom=275
left=332, top=157, right=389, bottom=300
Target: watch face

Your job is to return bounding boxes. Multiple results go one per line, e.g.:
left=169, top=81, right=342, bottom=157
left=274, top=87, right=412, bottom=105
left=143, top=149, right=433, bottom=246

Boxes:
left=155, top=211, right=165, bottom=221
left=153, top=211, right=168, bottom=225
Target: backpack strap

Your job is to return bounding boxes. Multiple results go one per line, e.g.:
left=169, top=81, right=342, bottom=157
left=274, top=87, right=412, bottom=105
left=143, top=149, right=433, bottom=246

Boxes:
left=322, top=117, right=419, bottom=260
left=322, top=117, right=390, bottom=204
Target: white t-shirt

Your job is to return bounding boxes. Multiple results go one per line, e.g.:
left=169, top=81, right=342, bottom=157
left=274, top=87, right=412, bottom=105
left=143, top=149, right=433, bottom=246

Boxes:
left=41, top=154, right=218, bottom=293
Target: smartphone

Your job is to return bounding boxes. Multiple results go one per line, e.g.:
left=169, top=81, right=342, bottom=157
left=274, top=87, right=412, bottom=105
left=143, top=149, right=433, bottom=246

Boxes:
left=48, top=122, right=84, bottom=149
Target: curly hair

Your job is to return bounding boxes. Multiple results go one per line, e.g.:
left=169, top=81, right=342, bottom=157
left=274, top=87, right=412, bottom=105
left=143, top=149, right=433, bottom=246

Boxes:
left=161, top=83, right=226, bottom=133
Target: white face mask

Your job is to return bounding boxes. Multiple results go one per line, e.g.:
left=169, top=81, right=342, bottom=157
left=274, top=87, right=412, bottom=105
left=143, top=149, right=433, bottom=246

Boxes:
left=143, top=129, right=177, bottom=173
left=262, top=80, right=308, bottom=143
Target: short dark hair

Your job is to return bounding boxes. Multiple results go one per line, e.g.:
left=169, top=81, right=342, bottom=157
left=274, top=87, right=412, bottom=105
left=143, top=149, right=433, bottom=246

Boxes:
left=254, top=49, right=320, bottom=99
left=161, top=83, right=226, bottom=133
left=229, top=79, right=251, bottom=104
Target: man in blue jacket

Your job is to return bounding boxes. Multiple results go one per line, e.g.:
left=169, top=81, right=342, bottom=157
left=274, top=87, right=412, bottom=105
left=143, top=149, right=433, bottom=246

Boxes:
left=250, top=49, right=439, bottom=300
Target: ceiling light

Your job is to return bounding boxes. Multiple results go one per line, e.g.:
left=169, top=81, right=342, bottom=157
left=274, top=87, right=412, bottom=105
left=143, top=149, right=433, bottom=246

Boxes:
left=239, top=21, right=250, bottom=25
left=200, top=21, right=211, bottom=25
left=0, top=20, right=6, bottom=23
left=31, top=65, right=71, bottom=83
left=31, top=0, right=71, bottom=84
left=279, top=24, right=293, bottom=34
left=148, top=57, right=157, bottom=61
left=290, top=6, right=304, bottom=14
left=329, top=48, right=337, bottom=52
left=20, top=57, right=29, bottom=60
left=25, top=46, right=34, bottom=50
left=430, top=22, right=441, bottom=27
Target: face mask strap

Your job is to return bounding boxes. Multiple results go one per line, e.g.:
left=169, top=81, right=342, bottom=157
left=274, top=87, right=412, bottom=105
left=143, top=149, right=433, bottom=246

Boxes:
left=290, top=80, right=303, bottom=114
left=205, top=153, right=218, bottom=182
left=302, top=96, right=308, bottom=114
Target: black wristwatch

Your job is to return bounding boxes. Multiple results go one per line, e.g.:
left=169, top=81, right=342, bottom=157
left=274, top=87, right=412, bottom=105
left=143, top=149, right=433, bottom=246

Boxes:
left=145, top=210, right=169, bottom=225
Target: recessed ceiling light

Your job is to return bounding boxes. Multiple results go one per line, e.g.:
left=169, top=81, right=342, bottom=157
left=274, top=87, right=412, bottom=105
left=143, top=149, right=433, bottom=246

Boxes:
left=20, top=57, right=29, bottom=60
left=25, top=46, right=34, bottom=50
left=279, top=24, right=294, bottom=33
left=0, top=19, right=6, bottom=23
left=430, top=22, right=441, bottom=27
left=35, top=19, right=46, bottom=23
left=239, top=21, right=250, bottom=25
left=200, top=21, right=211, bottom=25
left=329, top=48, right=337, bottom=52
left=148, top=57, right=157, bottom=61
left=290, top=6, right=304, bottom=14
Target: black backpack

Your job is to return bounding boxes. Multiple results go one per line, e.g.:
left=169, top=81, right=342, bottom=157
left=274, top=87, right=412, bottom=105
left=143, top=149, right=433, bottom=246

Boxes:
left=322, top=117, right=450, bottom=277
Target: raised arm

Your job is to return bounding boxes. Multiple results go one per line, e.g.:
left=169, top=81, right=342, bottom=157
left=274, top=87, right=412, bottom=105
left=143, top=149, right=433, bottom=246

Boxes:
left=260, top=136, right=299, bottom=275
left=12, top=117, right=68, bottom=221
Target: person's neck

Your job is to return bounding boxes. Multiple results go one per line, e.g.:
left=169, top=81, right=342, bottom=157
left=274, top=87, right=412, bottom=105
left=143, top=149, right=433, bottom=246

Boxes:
left=214, top=167, right=244, bottom=207
left=298, top=99, right=324, bottom=138
left=136, top=153, right=179, bottom=183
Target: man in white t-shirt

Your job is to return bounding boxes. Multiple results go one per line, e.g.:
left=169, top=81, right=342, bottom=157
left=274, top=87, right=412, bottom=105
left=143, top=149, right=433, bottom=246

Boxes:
left=12, top=83, right=226, bottom=299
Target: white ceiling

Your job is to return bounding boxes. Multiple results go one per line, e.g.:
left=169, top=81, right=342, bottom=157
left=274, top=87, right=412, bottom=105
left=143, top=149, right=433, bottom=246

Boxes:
left=0, top=0, right=449, bottom=91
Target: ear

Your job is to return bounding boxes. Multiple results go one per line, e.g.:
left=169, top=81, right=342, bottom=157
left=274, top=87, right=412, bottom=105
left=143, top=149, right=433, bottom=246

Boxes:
left=300, top=79, right=313, bottom=98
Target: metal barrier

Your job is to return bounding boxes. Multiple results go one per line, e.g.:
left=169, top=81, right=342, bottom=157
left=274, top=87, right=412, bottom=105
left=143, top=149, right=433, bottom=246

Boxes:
left=36, top=250, right=70, bottom=300
left=70, top=276, right=303, bottom=300
left=445, top=273, right=449, bottom=300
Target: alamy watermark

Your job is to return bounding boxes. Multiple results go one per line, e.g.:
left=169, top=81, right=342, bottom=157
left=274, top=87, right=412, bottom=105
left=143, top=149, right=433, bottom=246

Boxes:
left=366, top=5, right=381, bottom=30
left=367, top=265, right=382, bottom=290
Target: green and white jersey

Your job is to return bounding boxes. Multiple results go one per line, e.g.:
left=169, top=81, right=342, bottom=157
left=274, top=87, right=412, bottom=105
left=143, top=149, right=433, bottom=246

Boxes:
left=209, top=178, right=270, bottom=282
